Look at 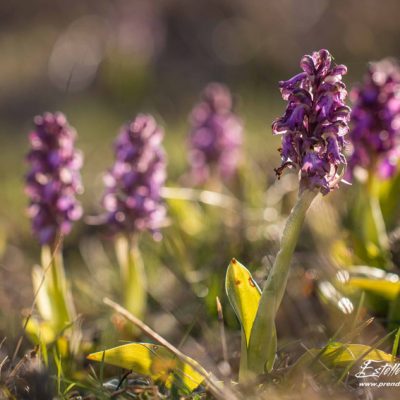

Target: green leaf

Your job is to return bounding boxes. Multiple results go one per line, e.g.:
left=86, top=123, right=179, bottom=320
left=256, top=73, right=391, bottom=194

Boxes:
left=30, top=247, right=75, bottom=341
left=87, top=343, right=207, bottom=393
left=225, top=258, right=261, bottom=346
left=347, top=181, right=392, bottom=268
left=392, top=328, right=400, bottom=360
left=32, top=265, right=54, bottom=322
left=43, top=247, right=75, bottom=328
left=379, top=166, right=400, bottom=230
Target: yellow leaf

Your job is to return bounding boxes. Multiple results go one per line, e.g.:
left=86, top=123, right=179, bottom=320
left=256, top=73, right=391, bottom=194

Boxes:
left=296, top=342, right=394, bottom=369
left=320, top=342, right=394, bottom=366
left=225, top=258, right=261, bottom=345
left=87, top=343, right=207, bottom=392
left=348, top=277, right=400, bottom=301
left=25, top=317, right=56, bottom=344
left=291, top=342, right=395, bottom=379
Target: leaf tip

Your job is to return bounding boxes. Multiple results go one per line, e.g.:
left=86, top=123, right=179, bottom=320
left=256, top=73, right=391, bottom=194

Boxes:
left=86, top=351, right=103, bottom=362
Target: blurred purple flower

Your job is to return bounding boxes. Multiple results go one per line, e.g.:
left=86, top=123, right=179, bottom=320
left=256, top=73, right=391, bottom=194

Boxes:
left=25, top=112, right=83, bottom=245
left=272, top=49, right=350, bottom=194
left=347, top=59, right=400, bottom=179
left=188, top=83, right=243, bottom=184
left=102, top=114, right=166, bottom=238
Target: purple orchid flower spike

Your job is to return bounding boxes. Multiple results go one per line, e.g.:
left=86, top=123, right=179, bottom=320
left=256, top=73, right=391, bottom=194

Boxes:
left=347, top=59, right=400, bottom=179
left=188, top=83, right=243, bottom=184
left=25, top=112, right=83, bottom=245
left=272, top=49, right=350, bottom=194
left=102, top=114, right=167, bottom=239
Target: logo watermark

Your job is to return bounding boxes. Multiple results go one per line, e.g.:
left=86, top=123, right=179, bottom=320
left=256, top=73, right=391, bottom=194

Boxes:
left=355, top=360, right=400, bottom=387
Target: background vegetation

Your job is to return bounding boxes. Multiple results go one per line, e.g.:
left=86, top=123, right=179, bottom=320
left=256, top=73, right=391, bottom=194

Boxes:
left=2, top=1, right=400, bottom=399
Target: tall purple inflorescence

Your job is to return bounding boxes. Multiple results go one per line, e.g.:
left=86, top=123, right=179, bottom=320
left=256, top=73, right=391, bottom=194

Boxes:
left=272, top=49, right=350, bottom=194
left=26, top=112, right=83, bottom=245
left=347, top=59, right=400, bottom=179
left=102, top=114, right=166, bottom=238
left=188, top=83, right=243, bottom=184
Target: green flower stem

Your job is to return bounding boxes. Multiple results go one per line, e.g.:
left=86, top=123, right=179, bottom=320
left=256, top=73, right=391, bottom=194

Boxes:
left=247, top=189, right=318, bottom=374
left=116, top=235, right=147, bottom=322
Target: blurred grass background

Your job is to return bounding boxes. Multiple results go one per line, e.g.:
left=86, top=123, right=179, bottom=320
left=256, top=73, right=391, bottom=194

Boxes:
left=2, top=0, right=400, bottom=241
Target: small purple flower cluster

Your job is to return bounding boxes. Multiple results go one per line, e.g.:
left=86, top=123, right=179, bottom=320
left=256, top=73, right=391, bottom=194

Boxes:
left=25, top=112, right=83, bottom=245
left=272, top=49, right=350, bottom=194
left=188, top=83, right=243, bottom=184
left=347, top=59, right=400, bottom=179
left=102, top=114, right=166, bottom=238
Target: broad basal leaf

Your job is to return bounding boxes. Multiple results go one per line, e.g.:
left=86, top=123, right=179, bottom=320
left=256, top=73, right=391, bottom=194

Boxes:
left=87, top=343, right=207, bottom=393
left=225, top=258, right=261, bottom=345
left=39, top=246, right=75, bottom=331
